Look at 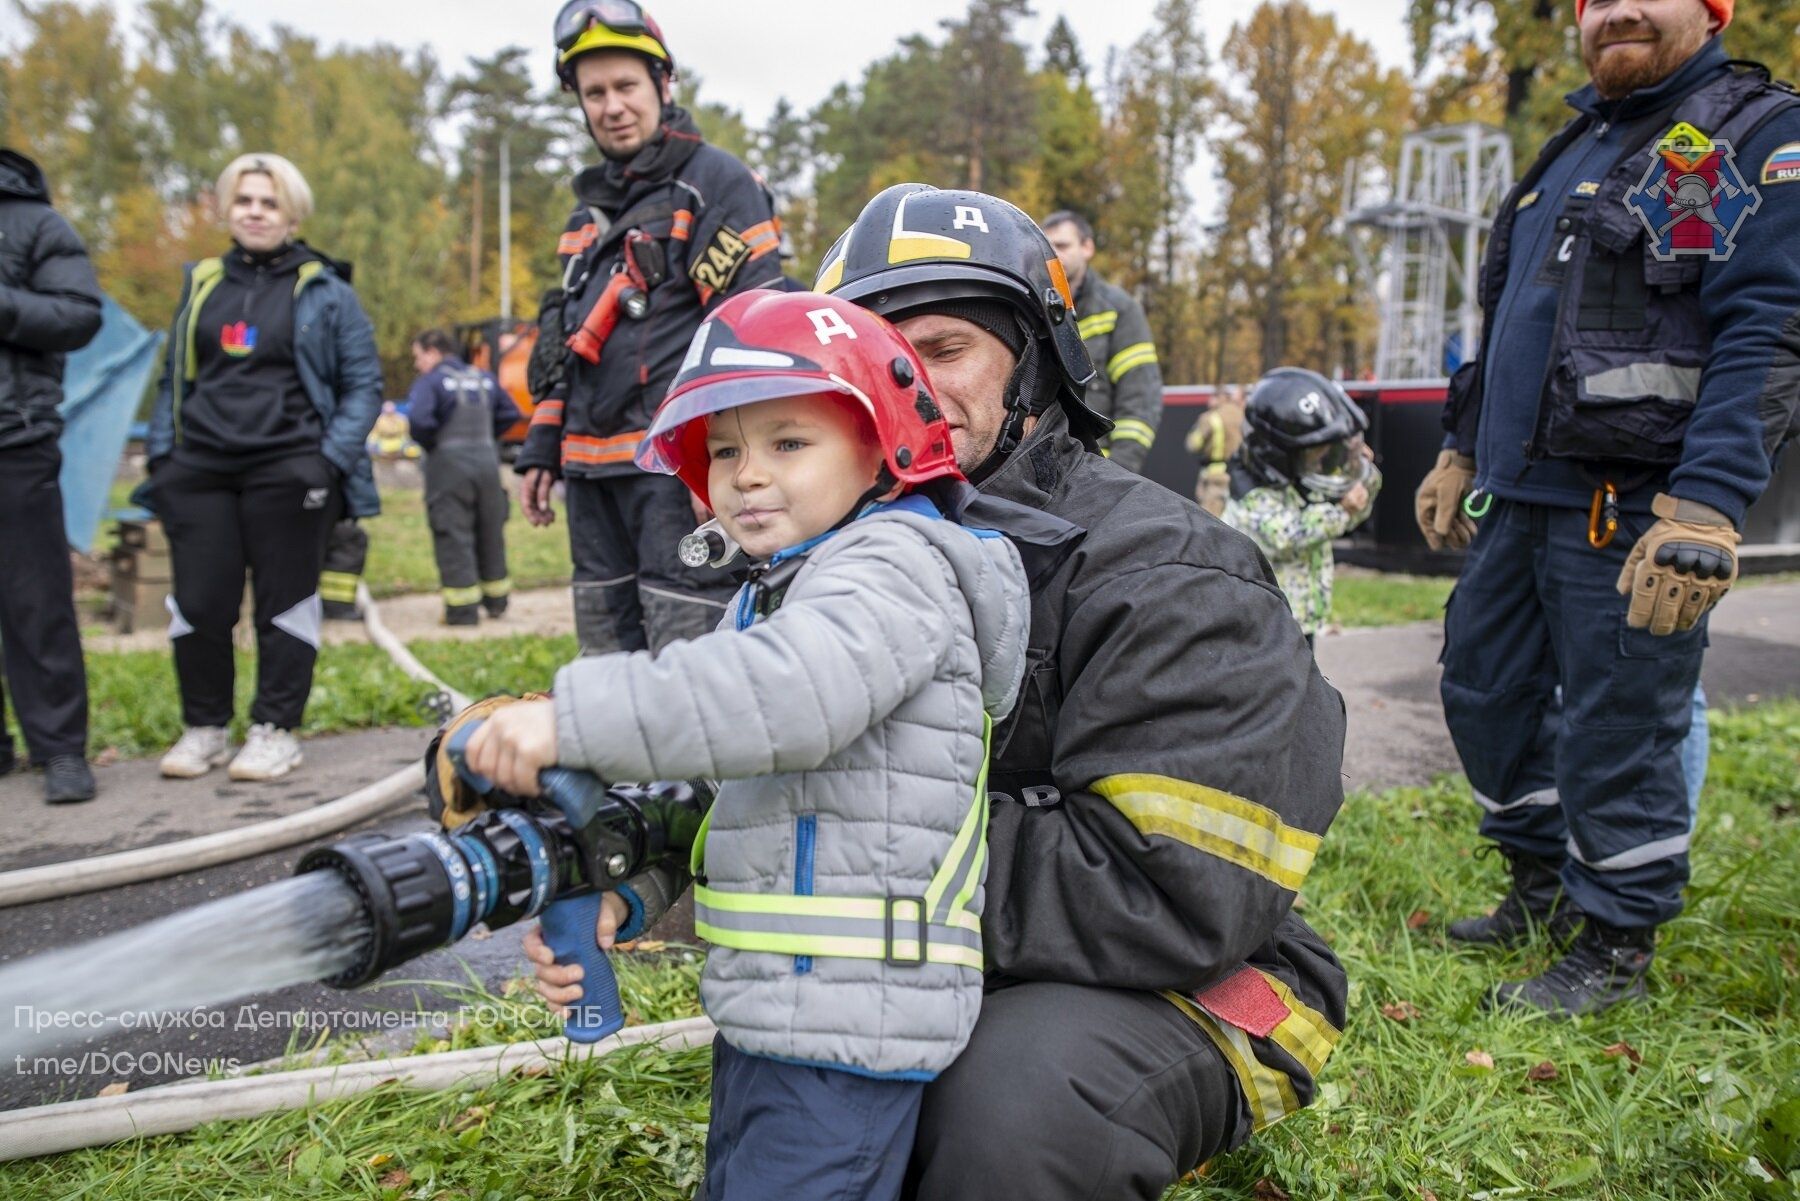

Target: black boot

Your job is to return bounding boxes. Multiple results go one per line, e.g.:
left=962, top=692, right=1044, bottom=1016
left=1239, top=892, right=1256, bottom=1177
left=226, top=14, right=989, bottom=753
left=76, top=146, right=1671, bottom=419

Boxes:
left=43, top=754, right=97, bottom=804
left=1483, top=919, right=1654, bottom=1017
left=444, top=604, right=481, bottom=627
left=482, top=595, right=509, bottom=619
left=1447, top=848, right=1581, bottom=947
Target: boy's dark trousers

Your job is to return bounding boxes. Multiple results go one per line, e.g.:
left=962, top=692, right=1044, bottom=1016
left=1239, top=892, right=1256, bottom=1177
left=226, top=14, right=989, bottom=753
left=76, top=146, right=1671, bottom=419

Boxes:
left=700, top=1035, right=924, bottom=1201
left=0, top=437, right=89, bottom=762
left=152, top=453, right=342, bottom=730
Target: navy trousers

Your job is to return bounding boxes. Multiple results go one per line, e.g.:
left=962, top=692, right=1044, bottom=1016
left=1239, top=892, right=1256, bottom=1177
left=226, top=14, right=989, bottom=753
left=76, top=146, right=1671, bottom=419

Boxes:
left=701, top=1035, right=923, bottom=1201
left=1440, top=499, right=1703, bottom=929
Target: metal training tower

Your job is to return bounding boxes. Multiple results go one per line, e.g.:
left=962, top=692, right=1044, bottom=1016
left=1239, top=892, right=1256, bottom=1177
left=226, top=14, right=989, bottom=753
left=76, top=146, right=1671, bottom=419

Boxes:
left=1347, top=123, right=1514, bottom=381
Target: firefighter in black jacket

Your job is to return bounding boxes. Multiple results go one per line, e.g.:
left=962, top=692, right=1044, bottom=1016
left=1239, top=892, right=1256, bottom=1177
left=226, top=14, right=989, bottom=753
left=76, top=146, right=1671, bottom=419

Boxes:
left=407, top=329, right=519, bottom=625
left=516, top=2, right=783, bottom=654
left=0, top=148, right=103, bottom=804
left=531, top=185, right=1350, bottom=1199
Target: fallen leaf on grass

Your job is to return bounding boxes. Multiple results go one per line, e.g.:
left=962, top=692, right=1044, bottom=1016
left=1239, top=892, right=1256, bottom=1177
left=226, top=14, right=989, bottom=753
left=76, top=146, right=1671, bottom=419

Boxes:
left=379, top=1168, right=411, bottom=1189
left=1381, top=1001, right=1422, bottom=1022
left=1465, top=1049, right=1495, bottom=1069
left=1527, top=1060, right=1560, bottom=1082
left=96, top=1081, right=128, bottom=1097
left=93, top=747, right=120, bottom=767
left=1421, top=1189, right=1440, bottom=1201
left=1406, top=909, right=1431, bottom=930
left=448, top=1105, right=491, bottom=1132
left=1252, top=1179, right=1291, bottom=1200
left=1603, top=1041, right=1643, bottom=1071
left=366, top=1153, right=392, bottom=1168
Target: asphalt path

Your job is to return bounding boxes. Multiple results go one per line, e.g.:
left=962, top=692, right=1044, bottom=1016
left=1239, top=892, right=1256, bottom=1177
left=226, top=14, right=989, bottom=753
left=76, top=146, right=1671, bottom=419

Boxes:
left=2, top=583, right=1794, bottom=1111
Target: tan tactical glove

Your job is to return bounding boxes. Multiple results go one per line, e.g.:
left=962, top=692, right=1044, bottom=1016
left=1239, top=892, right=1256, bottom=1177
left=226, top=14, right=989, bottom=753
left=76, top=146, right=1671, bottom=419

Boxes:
left=1414, top=450, right=1477, bottom=550
left=425, top=692, right=551, bottom=829
left=1616, top=493, right=1740, bottom=635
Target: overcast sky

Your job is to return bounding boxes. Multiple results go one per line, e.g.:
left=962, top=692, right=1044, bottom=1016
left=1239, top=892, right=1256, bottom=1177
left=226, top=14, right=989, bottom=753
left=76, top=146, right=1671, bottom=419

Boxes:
left=1, top=1, right=1416, bottom=129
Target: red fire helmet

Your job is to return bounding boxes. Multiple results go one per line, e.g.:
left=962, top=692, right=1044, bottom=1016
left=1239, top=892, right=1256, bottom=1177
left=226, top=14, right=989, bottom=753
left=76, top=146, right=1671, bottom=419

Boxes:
left=637, top=289, right=963, bottom=510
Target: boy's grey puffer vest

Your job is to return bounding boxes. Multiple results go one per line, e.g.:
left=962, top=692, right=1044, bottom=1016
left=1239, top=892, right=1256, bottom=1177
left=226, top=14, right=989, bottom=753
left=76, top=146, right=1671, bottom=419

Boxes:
left=553, top=505, right=1028, bottom=1077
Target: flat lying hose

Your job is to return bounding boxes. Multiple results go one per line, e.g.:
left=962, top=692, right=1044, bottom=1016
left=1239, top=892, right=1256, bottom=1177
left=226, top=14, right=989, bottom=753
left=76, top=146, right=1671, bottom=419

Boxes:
left=0, top=1016, right=718, bottom=1161
left=0, top=587, right=466, bottom=909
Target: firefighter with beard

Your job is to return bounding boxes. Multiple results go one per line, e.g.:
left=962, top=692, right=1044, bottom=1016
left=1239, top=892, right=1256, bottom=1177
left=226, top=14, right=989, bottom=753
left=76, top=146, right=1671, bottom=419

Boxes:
left=1420, top=0, right=1800, bottom=1016
left=527, top=185, right=1350, bottom=1199
left=515, top=1, right=782, bottom=653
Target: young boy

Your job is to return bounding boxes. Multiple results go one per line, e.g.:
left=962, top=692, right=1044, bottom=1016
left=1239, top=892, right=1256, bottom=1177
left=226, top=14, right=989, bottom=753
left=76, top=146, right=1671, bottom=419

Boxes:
left=465, top=290, right=1030, bottom=1201
left=1222, top=368, right=1381, bottom=647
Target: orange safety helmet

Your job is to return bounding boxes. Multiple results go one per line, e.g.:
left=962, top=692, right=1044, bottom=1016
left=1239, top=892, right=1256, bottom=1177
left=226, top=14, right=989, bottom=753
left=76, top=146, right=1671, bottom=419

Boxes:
left=636, top=290, right=963, bottom=511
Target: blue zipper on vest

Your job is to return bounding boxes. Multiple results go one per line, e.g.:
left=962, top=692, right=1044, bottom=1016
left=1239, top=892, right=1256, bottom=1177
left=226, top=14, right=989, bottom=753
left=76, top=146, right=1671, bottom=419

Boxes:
left=793, top=813, right=816, bottom=975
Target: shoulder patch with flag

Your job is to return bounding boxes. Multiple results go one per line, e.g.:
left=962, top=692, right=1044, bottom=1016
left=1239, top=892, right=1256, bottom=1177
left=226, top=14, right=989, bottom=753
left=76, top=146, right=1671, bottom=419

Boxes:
left=1763, top=142, right=1800, bottom=186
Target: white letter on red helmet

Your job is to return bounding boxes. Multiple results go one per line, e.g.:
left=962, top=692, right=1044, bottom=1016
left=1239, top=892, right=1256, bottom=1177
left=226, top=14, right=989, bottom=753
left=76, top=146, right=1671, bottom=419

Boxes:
left=808, top=308, right=858, bottom=345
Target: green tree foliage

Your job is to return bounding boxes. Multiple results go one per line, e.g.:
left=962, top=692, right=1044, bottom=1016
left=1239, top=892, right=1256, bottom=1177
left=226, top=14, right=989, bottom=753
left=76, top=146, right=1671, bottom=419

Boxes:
left=1219, top=0, right=1410, bottom=374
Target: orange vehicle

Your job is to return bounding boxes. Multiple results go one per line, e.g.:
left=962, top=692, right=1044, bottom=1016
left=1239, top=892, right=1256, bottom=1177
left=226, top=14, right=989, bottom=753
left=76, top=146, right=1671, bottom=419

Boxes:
left=455, top=318, right=539, bottom=452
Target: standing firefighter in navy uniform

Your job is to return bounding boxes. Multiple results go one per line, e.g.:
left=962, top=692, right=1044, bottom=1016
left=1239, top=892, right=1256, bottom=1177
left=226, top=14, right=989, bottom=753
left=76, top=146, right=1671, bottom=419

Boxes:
left=1041, top=210, right=1163, bottom=472
left=516, top=1, right=783, bottom=653
left=1417, top=0, right=1800, bottom=1015
left=408, top=329, right=519, bottom=625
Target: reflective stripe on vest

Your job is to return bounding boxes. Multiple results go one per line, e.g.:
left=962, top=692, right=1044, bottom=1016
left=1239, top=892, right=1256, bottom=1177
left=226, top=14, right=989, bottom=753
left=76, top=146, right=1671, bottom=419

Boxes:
left=693, top=713, right=993, bottom=969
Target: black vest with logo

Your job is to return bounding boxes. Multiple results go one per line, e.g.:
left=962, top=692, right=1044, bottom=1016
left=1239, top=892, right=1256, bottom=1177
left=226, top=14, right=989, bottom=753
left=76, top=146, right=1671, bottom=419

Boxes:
left=1444, top=62, right=1799, bottom=469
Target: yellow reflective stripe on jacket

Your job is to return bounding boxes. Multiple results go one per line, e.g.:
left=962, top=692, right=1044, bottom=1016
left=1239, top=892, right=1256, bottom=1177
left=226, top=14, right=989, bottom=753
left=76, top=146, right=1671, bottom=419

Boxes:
left=1258, top=971, right=1341, bottom=1078
left=443, top=584, right=483, bottom=606
left=319, top=571, right=360, bottom=603
left=692, top=716, right=992, bottom=969
left=1109, top=418, right=1156, bottom=448
left=1093, top=773, right=1321, bottom=891
left=1161, top=990, right=1300, bottom=1130
left=1106, top=341, right=1158, bottom=383
left=1078, top=309, right=1118, bottom=340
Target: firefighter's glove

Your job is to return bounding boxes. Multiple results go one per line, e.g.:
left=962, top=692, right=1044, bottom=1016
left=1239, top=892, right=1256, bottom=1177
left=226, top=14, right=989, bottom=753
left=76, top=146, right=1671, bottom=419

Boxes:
left=425, top=692, right=551, bottom=829
left=1617, top=493, right=1739, bottom=636
left=1414, top=450, right=1477, bottom=551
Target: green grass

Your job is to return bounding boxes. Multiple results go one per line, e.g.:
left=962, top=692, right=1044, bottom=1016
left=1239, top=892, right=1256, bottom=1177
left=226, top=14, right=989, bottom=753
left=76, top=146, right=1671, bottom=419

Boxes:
left=5, top=703, right=1793, bottom=1199
left=361, top=485, right=573, bottom=600
left=1331, top=570, right=1454, bottom=628
left=12, top=635, right=584, bottom=758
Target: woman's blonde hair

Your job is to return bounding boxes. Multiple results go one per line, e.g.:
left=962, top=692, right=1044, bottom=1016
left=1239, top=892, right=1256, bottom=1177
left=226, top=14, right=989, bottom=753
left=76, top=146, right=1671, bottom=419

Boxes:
left=214, top=153, right=314, bottom=225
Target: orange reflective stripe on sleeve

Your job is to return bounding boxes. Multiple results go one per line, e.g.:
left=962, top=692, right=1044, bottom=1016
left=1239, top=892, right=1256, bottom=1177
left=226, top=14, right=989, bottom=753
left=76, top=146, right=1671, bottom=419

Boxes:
left=530, top=399, right=565, bottom=428
left=558, top=224, right=599, bottom=256
left=562, top=430, right=646, bottom=466
left=671, top=209, right=694, bottom=241
left=742, top=219, right=781, bottom=260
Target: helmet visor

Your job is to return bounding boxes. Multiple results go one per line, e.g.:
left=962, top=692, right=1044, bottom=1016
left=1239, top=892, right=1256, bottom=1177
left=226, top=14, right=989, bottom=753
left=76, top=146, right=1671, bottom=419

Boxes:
left=555, top=0, right=649, bottom=49
left=1297, top=441, right=1369, bottom=499
left=635, top=374, right=853, bottom=475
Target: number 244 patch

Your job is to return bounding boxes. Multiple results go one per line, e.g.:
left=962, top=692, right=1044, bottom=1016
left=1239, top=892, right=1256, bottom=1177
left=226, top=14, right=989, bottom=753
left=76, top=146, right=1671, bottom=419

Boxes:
left=689, top=226, right=751, bottom=295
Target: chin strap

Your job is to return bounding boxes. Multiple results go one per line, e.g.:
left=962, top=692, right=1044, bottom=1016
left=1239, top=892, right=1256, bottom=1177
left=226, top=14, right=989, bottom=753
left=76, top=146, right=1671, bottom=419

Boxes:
left=972, top=329, right=1058, bottom=487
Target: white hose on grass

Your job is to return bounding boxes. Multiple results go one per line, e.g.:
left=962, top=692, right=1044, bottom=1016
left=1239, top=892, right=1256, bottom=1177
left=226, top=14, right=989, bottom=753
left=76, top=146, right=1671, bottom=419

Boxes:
left=0, top=1016, right=718, bottom=1161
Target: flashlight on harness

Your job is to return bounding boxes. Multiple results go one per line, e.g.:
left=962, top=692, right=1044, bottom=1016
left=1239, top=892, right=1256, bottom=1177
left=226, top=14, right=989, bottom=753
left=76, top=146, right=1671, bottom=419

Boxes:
left=566, top=231, right=661, bottom=365
left=679, top=518, right=743, bottom=569
left=297, top=719, right=707, bottom=1043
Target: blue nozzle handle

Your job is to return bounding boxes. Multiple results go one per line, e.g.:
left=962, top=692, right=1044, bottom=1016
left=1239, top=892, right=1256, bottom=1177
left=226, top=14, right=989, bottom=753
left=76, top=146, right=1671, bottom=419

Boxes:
left=539, top=891, right=626, bottom=1043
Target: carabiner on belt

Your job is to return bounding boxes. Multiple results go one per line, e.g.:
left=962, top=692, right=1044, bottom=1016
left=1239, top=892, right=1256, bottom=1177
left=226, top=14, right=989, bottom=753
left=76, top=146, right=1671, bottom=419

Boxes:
left=1462, top=488, right=1493, bottom=519
left=1588, top=480, right=1619, bottom=548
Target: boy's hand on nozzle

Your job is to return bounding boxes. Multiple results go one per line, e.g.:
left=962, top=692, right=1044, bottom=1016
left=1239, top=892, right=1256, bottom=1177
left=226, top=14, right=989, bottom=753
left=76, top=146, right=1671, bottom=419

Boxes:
left=1341, top=482, right=1370, bottom=514
left=462, top=699, right=557, bottom=797
left=523, top=893, right=631, bottom=1016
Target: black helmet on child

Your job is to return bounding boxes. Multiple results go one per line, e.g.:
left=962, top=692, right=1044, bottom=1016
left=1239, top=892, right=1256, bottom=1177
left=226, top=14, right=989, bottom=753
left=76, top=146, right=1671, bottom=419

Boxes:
left=1240, top=367, right=1369, bottom=500
left=553, top=0, right=676, bottom=92
left=814, top=183, right=1108, bottom=470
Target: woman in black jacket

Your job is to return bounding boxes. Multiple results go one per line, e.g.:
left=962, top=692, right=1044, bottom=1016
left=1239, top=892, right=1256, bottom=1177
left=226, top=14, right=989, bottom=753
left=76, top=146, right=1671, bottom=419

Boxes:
left=143, top=153, right=383, bottom=782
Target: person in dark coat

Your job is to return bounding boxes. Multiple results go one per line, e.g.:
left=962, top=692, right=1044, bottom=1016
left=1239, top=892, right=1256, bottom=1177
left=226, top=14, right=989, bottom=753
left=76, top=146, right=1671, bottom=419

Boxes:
left=0, top=147, right=103, bottom=803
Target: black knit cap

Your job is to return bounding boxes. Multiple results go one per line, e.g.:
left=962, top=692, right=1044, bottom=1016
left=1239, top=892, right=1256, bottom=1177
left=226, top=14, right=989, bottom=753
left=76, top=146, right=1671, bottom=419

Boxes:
left=897, top=298, right=1027, bottom=360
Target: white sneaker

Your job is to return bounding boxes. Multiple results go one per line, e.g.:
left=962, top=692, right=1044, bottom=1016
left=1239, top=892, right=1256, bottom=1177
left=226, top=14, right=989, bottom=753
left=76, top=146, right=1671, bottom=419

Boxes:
left=228, top=724, right=303, bottom=781
left=160, top=727, right=233, bottom=779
